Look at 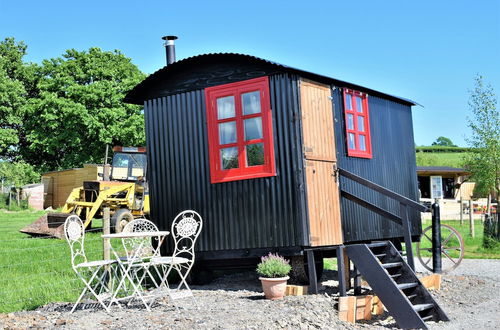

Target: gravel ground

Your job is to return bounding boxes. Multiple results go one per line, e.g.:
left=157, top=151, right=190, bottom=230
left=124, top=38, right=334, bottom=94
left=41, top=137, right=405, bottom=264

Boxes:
left=1, top=259, right=499, bottom=329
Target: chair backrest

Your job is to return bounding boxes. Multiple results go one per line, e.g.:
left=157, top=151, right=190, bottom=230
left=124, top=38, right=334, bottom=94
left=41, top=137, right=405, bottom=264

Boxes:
left=122, top=218, right=159, bottom=259
left=64, top=215, right=87, bottom=268
left=171, top=210, right=203, bottom=264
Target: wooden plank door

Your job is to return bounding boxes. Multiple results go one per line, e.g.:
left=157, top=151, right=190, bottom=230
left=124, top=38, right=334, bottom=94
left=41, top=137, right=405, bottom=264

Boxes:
left=300, top=80, right=343, bottom=246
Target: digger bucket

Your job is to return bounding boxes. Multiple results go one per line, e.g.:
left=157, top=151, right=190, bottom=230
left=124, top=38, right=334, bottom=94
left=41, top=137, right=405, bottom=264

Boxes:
left=19, top=213, right=72, bottom=239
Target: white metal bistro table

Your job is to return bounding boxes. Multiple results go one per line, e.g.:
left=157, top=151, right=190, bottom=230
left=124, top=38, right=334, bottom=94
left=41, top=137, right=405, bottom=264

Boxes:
left=102, top=231, right=170, bottom=311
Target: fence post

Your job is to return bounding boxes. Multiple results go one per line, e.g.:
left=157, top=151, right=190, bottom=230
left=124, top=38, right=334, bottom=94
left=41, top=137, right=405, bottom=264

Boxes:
left=431, top=199, right=442, bottom=273
left=496, top=214, right=500, bottom=240
left=103, top=207, right=111, bottom=261
left=469, top=200, right=475, bottom=238
left=459, top=197, right=463, bottom=226
left=483, top=213, right=492, bottom=243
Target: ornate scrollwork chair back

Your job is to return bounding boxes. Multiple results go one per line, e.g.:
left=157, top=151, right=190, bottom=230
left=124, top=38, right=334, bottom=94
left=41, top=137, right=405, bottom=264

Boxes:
left=64, top=215, right=87, bottom=269
left=171, top=210, right=203, bottom=266
left=122, top=218, right=159, bottom=260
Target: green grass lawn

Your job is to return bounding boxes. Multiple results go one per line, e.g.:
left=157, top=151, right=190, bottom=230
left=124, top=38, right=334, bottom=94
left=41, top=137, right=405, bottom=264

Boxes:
left=0, top=210, right=125, bottom=313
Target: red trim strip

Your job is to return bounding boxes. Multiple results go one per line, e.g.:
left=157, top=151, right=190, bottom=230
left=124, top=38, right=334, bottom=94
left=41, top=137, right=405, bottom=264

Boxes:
left=343, top=89, right=372, bottom=159
left=205, top=76, right=276, bottom=183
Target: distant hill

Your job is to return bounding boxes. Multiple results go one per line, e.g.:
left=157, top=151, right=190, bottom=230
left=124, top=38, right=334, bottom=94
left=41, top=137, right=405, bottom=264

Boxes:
left=415, top=146, right=470, bottom=168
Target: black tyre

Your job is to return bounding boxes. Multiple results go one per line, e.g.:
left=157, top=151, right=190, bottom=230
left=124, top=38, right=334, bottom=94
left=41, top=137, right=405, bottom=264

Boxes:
left=111, top=209, right=134, bottom=233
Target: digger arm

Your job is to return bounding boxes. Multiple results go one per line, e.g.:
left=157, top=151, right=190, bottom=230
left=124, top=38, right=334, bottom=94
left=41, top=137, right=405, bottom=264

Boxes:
left=61, top=187, right=84, bottom=213
left=62, top=183, right=136, bottom=228
left=82, top=183, right=135, bottom=228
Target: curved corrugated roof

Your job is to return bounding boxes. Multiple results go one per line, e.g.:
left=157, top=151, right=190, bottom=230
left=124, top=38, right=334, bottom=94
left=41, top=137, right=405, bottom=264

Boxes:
left=124, top=52, right=418, bottom=106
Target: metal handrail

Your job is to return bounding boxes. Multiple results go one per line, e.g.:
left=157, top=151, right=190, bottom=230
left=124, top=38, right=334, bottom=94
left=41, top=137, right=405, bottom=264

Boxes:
left=338, top=168, right=425, bottom=271
left=338, top=168, right=427, bottom=212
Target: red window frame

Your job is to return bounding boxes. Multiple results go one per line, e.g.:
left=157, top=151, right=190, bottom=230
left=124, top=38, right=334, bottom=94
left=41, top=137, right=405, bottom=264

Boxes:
left=205, top=76, right=276, bottom=183
left=343, top=88, right=372, bottom=158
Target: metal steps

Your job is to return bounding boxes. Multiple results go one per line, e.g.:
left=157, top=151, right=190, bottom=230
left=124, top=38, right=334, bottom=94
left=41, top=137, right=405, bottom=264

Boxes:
left=346, top=241, right=449, bottom=329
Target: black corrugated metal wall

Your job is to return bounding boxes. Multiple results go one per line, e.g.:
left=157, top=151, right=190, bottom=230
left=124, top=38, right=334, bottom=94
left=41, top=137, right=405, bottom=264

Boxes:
left=332, top=88, right=422, bottom=243
left=144, top=73, right=309, bottom=253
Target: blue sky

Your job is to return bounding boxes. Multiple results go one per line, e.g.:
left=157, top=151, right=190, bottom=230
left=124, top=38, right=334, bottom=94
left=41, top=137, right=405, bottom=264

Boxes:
left=1, top=0, right=499, bottom=147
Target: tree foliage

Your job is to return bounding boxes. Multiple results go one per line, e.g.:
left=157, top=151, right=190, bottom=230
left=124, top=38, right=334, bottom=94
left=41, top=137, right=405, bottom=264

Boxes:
left=465, top=75, right=500, bottom=197
left=0, top=37, right=146, bottom=174
left=0, top=38, right=38, bottom=158
left=21, top=47, right=146, bottom=171
left=0, top=161, right=39, bottom=188
left=431, top=136, right=457, bottom=147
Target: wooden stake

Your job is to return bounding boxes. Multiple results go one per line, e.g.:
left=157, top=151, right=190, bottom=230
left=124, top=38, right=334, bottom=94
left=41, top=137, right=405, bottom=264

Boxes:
left=469, top=200, right=474, bottom=238
left=459, top=197, right=463, bottom=225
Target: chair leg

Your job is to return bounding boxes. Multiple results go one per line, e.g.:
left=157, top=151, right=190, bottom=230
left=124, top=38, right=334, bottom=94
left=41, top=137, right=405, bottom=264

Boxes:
left=75, top=266, right=111, bottom=313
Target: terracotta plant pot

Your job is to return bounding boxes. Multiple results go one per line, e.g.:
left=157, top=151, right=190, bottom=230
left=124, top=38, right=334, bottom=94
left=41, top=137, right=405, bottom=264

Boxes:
left=259, top=276, right=289, bottom=300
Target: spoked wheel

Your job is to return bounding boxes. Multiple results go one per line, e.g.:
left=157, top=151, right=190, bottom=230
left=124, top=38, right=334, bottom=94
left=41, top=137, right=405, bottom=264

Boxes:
left=416, top=224, right=465, bottom=273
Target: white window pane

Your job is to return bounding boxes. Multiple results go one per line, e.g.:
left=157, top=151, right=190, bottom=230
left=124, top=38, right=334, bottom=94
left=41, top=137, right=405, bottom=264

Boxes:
left=242, top=91, right=261, bottom=115
left=221, top=147, right=238, bottom=169
left=357, top=116, right=365, bottom=132
left=219, top=121, right=237, bottom=145
left=347, top=114, right=354, bottom=130
left=356, top=96, right=363, bottom=113
left=359, top=135, right=367, bottom=151
left=217, top=96, right=235, bottom=119
left=345, top=94, right=352, bottom=110
left=246, top=143, right=264, bottom=166
left=348, top=133, right=356, bottom=150
left=244, top=117, right=263, bottom=141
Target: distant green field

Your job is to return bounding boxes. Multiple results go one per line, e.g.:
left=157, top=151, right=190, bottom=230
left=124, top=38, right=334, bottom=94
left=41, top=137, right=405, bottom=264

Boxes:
left=415, top=151, right=470, bottom=168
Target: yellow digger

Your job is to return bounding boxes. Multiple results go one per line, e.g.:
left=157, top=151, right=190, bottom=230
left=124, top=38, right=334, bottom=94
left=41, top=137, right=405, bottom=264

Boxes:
left=21, top=147, right=150, bottom=238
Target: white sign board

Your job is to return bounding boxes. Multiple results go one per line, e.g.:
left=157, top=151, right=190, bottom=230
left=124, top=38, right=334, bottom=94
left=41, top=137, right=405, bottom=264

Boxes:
left=430, top=176, right=443, bottom=200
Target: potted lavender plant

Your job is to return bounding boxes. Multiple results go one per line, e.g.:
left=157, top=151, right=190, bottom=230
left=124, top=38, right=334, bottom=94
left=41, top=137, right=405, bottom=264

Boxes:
left=257, top=253, right=292, bottom=300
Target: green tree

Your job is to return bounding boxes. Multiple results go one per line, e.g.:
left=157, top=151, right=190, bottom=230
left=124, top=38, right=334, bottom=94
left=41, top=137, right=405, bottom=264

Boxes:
left=0, top=38, right=39, bottom=159
left=465, top=75, right=500, bottom=198
left=431, top=136, right=457, bottom=147
left=0, top=160, right=39, bottom=188
left=20, top=47, right=146, bottom=171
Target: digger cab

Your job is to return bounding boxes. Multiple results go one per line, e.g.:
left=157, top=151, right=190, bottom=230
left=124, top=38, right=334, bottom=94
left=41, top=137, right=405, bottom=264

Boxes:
left=110, top=146, right=147, bottom=183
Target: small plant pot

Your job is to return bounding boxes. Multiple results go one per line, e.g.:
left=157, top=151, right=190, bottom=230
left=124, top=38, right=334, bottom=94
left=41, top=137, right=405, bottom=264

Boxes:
left=259, top=276, right=289, bottom=300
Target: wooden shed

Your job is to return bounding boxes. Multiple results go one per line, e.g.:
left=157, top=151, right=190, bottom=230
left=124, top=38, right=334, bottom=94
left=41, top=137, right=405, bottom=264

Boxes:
left=42, top=164, right=103, bottom=209
left=124, top=52, right=422, bottom=273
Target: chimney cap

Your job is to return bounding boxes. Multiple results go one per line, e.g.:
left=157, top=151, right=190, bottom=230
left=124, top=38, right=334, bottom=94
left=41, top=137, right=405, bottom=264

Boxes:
left=162, top=35, right=178, bottom=41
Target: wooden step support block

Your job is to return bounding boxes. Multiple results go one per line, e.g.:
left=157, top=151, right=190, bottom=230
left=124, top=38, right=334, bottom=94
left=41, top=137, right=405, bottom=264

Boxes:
left=419, top=274, right=441, bottom=290
left=285, top=285, right=308, bottom=296
left=371, top=295, right=384, bottom=315
left=339, top=295, right=375, bottom=323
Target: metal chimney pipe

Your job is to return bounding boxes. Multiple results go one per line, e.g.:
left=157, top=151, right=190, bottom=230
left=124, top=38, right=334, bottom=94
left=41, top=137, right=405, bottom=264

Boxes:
left=162, top=35, right=178, bottom=65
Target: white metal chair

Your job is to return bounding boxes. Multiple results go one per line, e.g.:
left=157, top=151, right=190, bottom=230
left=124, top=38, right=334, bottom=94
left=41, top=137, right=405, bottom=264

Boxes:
left=122, top=218, right=160, bottom=261
left=64, top=215, right=116, bottom=313
left=151, top=210, right=203, bottom=302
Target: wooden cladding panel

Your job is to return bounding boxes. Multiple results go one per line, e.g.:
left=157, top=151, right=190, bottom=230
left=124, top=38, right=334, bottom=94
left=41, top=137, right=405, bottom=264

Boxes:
left=300, top=80, right=336, bottom=161
left=305, top=160, right=343, bottom=246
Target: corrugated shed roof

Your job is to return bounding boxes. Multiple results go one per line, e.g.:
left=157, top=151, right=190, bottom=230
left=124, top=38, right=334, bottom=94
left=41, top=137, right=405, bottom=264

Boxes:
left=124, top=53, right=419, bottom=106
left=417, top=166, right=471, bottom=174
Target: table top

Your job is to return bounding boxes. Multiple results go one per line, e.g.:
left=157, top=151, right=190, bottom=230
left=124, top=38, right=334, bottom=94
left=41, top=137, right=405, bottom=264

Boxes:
left=102, top=231, right=170, bottom=239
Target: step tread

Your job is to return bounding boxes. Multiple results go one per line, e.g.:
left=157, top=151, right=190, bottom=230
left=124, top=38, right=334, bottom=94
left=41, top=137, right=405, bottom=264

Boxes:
left=397, top=282, right=419, bottom=290
left=390, top=273, right=402, bottom=278
left=406, top=294, right=417, bottom=300
left=374, top=253, right=386, bottom=258
left=413, top=303, right=434, bottom=312
left=367, top=241, right=388, bottom=248
left=422, top=315, right=434, bottom=321
left=382, top=262, right=403, bottom=268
